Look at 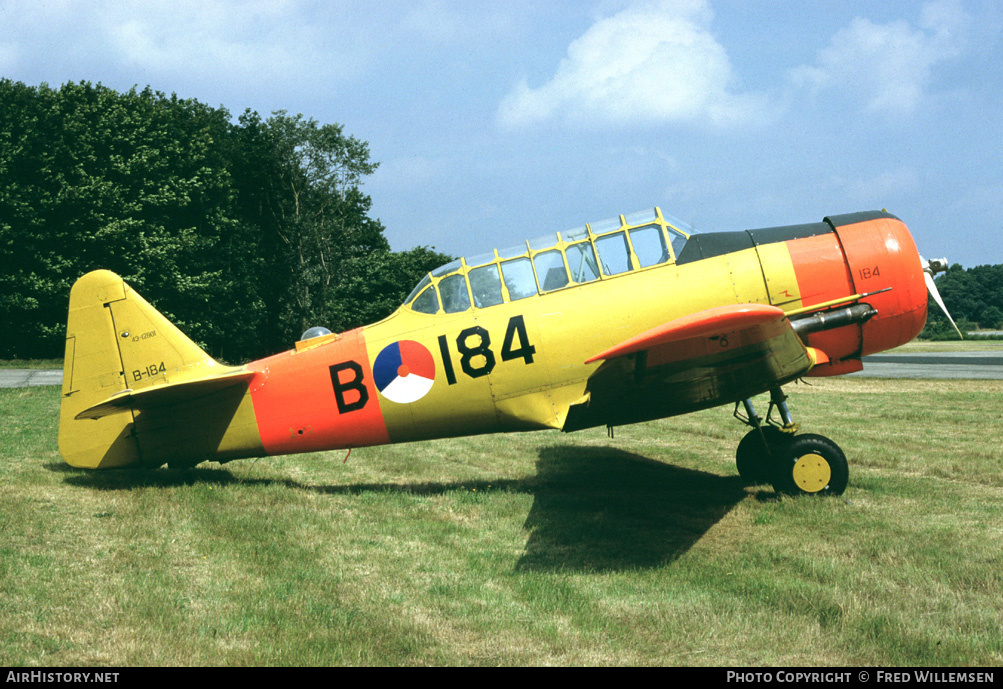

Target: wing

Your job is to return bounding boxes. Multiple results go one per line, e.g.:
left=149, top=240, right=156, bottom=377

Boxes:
left=563, top=304, right=823, bottom=432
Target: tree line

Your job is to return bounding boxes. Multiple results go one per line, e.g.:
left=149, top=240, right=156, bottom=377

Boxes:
left=923, top=263, right=1003, bottom=338
left=1, top=80, right=997, bottom=359
left=0, top=80, right=450, bottom=361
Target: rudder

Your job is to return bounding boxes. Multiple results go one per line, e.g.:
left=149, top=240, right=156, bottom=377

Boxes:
left=58, top=270, right=226, bottom=468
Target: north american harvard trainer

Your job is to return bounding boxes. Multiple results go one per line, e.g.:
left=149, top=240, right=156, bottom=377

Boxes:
left=58, top=208, right=955, bottom=496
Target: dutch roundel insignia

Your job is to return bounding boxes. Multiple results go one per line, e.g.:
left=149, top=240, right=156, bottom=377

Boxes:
left=373, top=340, right=436, bottom=403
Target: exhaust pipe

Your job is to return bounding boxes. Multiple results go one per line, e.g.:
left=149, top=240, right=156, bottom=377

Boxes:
left=790, top=303, right=877, bottom=339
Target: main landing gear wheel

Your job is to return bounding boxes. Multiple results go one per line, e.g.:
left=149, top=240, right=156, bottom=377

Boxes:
left=735, top=426, right=788, bottom=485
left=770, top=434, right=849, bottom=497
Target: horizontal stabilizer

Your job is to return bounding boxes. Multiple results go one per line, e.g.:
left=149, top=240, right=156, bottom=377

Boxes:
left=76, top=370, right=256, bottom=420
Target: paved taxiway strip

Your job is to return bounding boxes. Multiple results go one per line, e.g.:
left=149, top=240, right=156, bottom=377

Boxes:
left=2, top=352, right=1003, bottom=388
left=853, top=352, right=1003, bottom=379
left=0, top=369, right=64, bottom=388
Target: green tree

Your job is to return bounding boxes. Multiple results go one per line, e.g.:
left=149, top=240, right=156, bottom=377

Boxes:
left=0, top=80, right=263, bottom=359
left=980, top=305, right=1002, bottom=330
left=0, top=81, right=447, bottom=361
left=232, top=110, right=389, bottom=349
left=932, top=264, right=979, bottom=322
left=327, top=246, right=454, bottom=332
left=922, top=262, right=1003, bottom=338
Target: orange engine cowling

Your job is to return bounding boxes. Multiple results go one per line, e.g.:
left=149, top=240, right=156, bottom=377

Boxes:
left=785, top=211, right=928, bottom=371
left=828, top=212, right=928, bottom=356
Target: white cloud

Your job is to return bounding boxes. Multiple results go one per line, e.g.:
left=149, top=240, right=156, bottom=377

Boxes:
left=496, top=0, right=769, bottom=130
left=790, top=0, right=970, bottom=115
left=0, top=0, right=372, bottom=95
left=106, top=1, right=366, bottom=86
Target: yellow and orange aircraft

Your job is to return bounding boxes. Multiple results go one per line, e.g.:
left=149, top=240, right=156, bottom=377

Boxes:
left=57, top=208, right=953, bottom=496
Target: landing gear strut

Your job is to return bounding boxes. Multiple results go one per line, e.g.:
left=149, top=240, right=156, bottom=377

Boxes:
left=734, top=388, right=848, bottom=496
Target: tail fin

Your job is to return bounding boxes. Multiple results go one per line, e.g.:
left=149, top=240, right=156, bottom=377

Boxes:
left=59, top=271, right=261, bottom=469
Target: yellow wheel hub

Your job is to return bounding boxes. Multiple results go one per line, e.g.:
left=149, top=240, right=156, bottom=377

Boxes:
left=792, top=453, right=831, bottom=493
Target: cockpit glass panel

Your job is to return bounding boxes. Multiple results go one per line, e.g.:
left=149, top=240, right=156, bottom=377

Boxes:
left=528, top=233, right=560, bottom=251
left=629, top=224, right=669, bottom=268
left=589, top=216, right=622, bottom=235
left=595, top=231, right=632, bottom=275
left=533, top=250, right=569, bottom=292
left=469, top=264, right=504, bottom=308
left=500, top=258, right=538, bottom=301
left=439, top=273, right=471, bottom=313
left=431, top=259, right=462, bottom=278
left=497, top=243, right=528, bottom=260
left=668, top=229, right=688, bottom=259
left=661, top=212, right=695, bottom=262
left=411, top=285, right=439, bottom=314
left=406, top=273, right=431, bottom=304
left=566, top=241, right=600, bottom=283
left=662, top=211, right=694, bottom=236
left=624, top=208, right=657, bottom=226
left=465, top=251, right=495, bottom=268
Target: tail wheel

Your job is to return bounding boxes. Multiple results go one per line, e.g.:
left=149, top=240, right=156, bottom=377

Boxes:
left=735, top=426, right=788, bottom=485
left=770, top=434, right=848, bottom=497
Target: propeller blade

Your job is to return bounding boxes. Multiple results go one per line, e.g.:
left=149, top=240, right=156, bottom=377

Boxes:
left=921, top=256, right=963, bottom=339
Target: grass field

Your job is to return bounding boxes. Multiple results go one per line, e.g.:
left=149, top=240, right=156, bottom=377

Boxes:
left=2, top=379, right=1002, bottom=666
left=0, top=360, right=65, bottom=370
left=894, top=340, right=1003, bottom=352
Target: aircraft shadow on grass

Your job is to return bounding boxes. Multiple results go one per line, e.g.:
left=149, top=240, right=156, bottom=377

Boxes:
left=52, top=444, right=748, bottom=572
left=516, top=446, right=747, bottom=572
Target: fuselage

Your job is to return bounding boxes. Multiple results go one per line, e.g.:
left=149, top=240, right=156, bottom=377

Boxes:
left=237, top=209, right=927, bottom=459
left=57, top=207, right=929, bottom=470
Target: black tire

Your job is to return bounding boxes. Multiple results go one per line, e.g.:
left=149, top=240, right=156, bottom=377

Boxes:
left=770, top=434, right=848, bottom=497
left=736, top=426, right=788, bottom=485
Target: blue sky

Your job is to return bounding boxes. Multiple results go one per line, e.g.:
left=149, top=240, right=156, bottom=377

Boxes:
left=2, top=0, right=1001, bottom=268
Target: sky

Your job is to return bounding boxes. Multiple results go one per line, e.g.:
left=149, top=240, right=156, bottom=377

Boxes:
left=2, top=0, right=1001, bottom=268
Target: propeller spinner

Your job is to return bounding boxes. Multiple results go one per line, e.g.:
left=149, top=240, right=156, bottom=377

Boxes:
left=921, top=255, right=963, bottom=339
